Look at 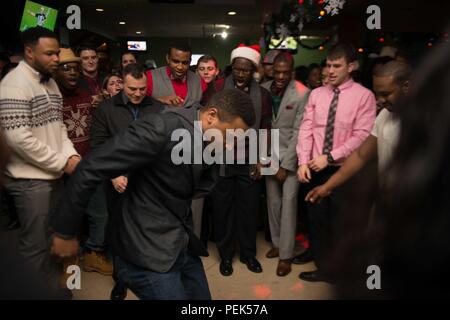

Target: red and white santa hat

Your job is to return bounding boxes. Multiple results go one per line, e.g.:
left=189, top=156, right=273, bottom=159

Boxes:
left=230, top=44, right=261, bottom=68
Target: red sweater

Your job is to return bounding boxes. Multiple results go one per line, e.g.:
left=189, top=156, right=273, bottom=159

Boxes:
left=61, top=88, right=95, bottom=157
left=146, top=66, right=207, bottom=98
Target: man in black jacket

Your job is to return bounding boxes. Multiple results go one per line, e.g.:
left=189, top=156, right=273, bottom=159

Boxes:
left=50, top=89, right=256, bottom=300
left=90, top=63, right=163, bottom=300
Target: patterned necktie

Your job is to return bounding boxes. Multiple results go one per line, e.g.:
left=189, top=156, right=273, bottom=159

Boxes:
left=322, top=88, right=341, bottom=154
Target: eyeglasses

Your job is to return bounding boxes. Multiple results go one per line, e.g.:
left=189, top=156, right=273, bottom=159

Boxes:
left=59, top=64, right=80, bottom=72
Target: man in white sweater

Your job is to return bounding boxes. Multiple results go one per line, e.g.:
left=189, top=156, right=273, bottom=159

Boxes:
left=0, top=27, right=80, bottom=288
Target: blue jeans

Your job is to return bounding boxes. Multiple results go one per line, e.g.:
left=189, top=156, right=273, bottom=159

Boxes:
left=115, top=251, right=211, bottom=300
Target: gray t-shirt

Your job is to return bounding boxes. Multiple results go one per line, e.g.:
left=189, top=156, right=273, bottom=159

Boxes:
left=371, top=108, right=400, bottom=172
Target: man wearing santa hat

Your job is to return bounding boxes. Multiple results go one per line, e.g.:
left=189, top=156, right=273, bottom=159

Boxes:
left=202, top=44, right=273, bottom=277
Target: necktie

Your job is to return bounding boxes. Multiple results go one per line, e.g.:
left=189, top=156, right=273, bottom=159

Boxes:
left=322, top=88, right=341, bottom=154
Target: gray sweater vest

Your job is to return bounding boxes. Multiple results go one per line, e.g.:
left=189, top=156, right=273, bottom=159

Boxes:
left=151, top=67, right=202, bottom=108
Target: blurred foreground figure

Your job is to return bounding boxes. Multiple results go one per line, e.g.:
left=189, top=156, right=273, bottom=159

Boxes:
left=333, top=39, right=450, bottom=299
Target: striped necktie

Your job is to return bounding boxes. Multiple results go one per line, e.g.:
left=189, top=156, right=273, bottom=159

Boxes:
left=323, top=88, right=341, bottom=154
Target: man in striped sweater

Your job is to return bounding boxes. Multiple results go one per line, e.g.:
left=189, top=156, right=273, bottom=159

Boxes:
left=0, top=27, right=80, bottom=290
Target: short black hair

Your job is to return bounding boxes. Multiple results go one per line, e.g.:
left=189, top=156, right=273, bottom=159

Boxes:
left=122, top=63, right=146, bottom=80
left=373, top=61, right=413, bottom=85
left=168, top=42, right=192, bottom=56
left=204, top=89, right=256, bottom=128
left=273, top=52, right=294, bottom=69
left=197, top=55, right=218, bottom=68
left=372, top=56, right=395, bottom=67
left=308, top=63, right=320, bottom=72
left=21, top=26, right=58, bottom=47
left=76, top=43, right=97, bottom=56
left=327, top=43, right=357, bottom=63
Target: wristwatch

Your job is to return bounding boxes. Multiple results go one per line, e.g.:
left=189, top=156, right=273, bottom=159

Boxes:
left=326, top=152, right=335, bottom=164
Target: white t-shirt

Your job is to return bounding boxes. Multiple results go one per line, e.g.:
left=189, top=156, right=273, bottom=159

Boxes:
left=371, top=108, right=400, bottom=172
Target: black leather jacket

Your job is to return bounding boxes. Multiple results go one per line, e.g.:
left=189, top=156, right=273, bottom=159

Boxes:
left=52, top=107, right=218, bottom=272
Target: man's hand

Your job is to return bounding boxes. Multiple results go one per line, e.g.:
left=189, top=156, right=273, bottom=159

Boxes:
left=297, top=164, right=311, bottom=183
left=308, top=155, right=329, bottom=172
left=305, top=184, right=332, bottom=204
left=63, top=155, right=81, bottom=175
left=250, top=163, right=265, bottom=180
left=157, top=95, right=184, bottom=107
left=275, top=167, right=288, bottom=184
left=111, top=176, right=128, bottom=193
left=50, top=235, right=79, bottom=258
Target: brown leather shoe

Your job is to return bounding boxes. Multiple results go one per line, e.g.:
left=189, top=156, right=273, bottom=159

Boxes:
left=83, top=250, right=113, bottom=275
left=265, top=247, right=279, bottom=259
left=276, top=259, right=292, bottom=277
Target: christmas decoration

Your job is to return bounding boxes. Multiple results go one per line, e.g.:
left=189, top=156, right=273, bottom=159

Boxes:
left=263, top=0, right=345, bottom=51
left=324, top=0, right=346, bottom=16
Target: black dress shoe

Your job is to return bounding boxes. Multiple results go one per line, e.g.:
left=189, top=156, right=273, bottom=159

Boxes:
left=220, top=259, right=233, bottom=276
left=240, top=257, right=263, bottom=273
left=299, top=270, right=334, bottom=283
left=292, top=249, right=314, bottom=265
left=110, top=282, right=127, bottom=300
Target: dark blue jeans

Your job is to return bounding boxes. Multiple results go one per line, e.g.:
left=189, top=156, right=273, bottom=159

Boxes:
left=115, top=251, right=211, bottom=300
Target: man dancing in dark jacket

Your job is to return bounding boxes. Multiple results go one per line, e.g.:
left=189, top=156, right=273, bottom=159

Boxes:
left=50, top=89, right=255, bottom=300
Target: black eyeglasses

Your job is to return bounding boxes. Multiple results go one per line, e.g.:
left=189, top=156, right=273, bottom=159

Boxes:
left=59, top=64, right=80, bottom=72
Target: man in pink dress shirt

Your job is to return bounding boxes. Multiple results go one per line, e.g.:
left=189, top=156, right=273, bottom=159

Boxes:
left=295, top=44, right=377, bottom=283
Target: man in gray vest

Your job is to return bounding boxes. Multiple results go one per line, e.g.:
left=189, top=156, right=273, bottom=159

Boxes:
left=146, top=42, right=207, bottom=238
left=261, top=52, right=310, bottom=276
left=146, top=42, right=206, bottom=108
left=202, top=44, right=273, bottom=276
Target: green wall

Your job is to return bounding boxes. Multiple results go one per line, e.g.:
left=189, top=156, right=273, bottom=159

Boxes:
left=291, top=40, right=328, bottom=67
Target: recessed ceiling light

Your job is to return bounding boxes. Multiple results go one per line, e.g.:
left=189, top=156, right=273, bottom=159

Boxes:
left=119, top=21, right=126, bottom=25
left=228, top=11, right=237, bottom=16
left=96, top=8, right=104, bottom=12
left=136, top=31, right=142, bottom=35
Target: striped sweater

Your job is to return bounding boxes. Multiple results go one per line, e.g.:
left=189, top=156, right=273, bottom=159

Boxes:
left=0, top=61, right=78, bottom=180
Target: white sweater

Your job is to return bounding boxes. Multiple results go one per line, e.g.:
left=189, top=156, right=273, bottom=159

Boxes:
left=0, top=61, right=78, bottom=180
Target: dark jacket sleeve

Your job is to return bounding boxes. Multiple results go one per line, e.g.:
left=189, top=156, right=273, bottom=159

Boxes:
left=90, top=105, right=111, bottom=150
left=52, top=114, right=169, bottom=238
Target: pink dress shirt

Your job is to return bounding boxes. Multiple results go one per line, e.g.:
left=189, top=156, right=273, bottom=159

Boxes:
left=297, top=78, right=376, bottom=165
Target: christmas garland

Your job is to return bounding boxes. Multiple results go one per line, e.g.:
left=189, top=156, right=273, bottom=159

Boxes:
left=263, top=0, right=346, bottom=50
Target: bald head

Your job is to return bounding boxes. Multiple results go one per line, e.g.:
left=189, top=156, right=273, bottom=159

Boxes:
left=373, top=61, right=412, bottom=86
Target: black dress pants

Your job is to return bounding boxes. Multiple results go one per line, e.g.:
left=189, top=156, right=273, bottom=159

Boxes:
left=305, top=166, right=341, bottom=274
left=211, top=174, right=261, bottom=261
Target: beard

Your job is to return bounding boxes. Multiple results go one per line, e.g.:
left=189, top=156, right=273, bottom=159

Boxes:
left=33, top=59, right=53, bottom=83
